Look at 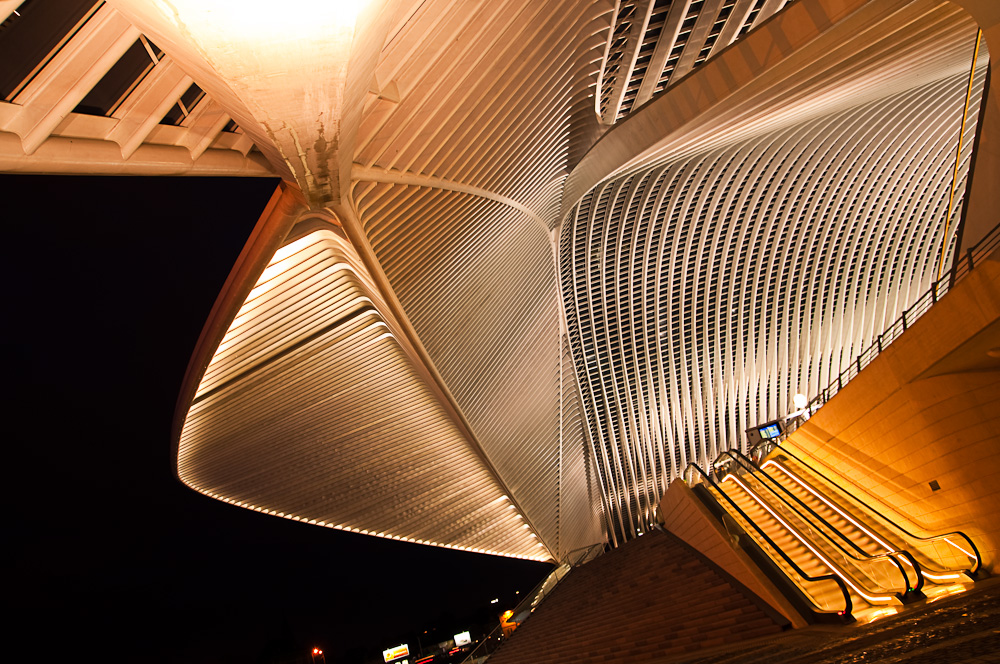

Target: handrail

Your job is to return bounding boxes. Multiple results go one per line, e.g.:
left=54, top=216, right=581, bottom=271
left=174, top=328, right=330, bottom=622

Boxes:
left=724, top=450, right=871, bottom=558
left=460, top=543, right=604, bottom=663
left=762, top=457, right=974, bottom=586
left=783, top=218, right=1000, bottom=440
left=749, top=439, right=778, bottom=464
left=775, top=447, right=982, bottom=578
left=718, top=450, right=923, bottom=599
left=683, top=462, right=854, bottom=618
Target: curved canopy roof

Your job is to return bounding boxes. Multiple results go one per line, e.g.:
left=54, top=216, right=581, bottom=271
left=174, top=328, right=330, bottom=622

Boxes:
left=2, top=0, right=997, bottom=556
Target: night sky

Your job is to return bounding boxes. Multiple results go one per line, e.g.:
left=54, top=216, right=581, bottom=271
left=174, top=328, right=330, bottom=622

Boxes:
left=5, top=174, right=552, bottom=664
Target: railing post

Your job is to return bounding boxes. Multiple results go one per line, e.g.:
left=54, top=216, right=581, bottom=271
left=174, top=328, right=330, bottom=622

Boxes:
left=803, top=221, right=1000, bottom=422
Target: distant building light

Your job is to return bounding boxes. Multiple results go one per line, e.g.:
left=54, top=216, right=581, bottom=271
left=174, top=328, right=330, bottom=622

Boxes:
left=383, top=644, right=409, bottom=663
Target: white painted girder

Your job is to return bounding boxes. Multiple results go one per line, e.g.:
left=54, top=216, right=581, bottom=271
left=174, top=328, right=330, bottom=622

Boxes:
left=107, top=57, right=191, bottom=159
left=0, top=128, right=272, bottom=175
left=0, top=3, right=273, bottom=177
left=177, top=98, right=232, bottom=160
left=1, top=4, right=139, bottom=155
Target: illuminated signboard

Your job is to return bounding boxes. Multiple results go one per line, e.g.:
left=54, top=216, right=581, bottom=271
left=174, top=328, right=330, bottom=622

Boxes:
left=746, top=419, right=783, bottom=446
left=383, top=644, right=409, bottom=662
left=454, top=631, right=471, bottom=647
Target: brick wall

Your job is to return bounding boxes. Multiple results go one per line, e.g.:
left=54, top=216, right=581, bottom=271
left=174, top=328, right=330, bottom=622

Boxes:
left=486, top=530, right=784, bottom=664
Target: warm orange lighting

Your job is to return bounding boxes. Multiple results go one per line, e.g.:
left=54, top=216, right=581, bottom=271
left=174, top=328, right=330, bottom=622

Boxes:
left=723, top=473, right=897, bottom=604
left=766, top=460, right=971, bottom=583
left=154, top=0, right=370, bottom=43
left=925, top=583, right=969, bottom=602
left=500, top=609, right=519, bottom=638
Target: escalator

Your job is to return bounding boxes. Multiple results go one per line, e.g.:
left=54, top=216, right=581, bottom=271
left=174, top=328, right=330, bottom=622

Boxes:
left=710, top=474, right=864, bottom=615
left=763, top=449, right=982, bottom=596
left=685, top=463, right=856, bottom=623
left=687, top=446, right=984, bottom=623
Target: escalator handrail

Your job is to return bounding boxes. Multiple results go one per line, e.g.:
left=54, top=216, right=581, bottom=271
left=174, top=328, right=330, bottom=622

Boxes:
left=683, top=462, right=854, bottom=617
left=757, top=455, right=929, bottom=595
left=717, top=450, right=922, bottom=597
left=775, top=447, right=982, bottom=576
left=725, top=450, right=872, bottom=558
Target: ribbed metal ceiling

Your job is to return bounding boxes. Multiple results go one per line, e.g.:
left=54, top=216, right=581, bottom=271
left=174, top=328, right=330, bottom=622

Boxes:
left=5, top=0, right=994, bottom=559
left=178, top=228, right=549, bottom=560
left=597, top=0, right=792, bottom=124
left=560, top=16, right=988, bottom=539
left=348, top=0, right=613, bottom=559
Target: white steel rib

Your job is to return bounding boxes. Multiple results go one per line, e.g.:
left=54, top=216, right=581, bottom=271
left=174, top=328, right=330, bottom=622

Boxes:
left=1, top=0, right=996, bottom=557
left=178, top=228, right=551, bottom=560
left=560, top=10, right=987, bottom=537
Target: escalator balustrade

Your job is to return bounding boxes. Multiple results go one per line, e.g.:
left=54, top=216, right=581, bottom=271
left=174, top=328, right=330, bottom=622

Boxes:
left=691, top=444, right=984, bottom=622
left=763, top=450, right=982, bottom=588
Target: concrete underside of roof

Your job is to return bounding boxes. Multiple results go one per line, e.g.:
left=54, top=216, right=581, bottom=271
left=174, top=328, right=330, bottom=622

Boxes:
left=2, top=0, right=999, bottom=560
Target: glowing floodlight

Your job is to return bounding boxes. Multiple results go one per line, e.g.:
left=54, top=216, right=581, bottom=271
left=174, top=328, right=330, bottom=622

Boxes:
left=153, top=0, right=370, bottom=43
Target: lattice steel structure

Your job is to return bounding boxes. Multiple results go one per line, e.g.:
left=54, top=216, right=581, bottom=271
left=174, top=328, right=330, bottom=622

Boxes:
left=597, top=0, right=794, bottom=124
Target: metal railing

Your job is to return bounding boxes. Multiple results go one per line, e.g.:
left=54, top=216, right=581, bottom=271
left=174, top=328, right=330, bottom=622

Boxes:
left=774, top=447, right=983, bottom=580
left=785, top=219, right=1000, bottom=438
left=716, top=450, right=924, bottom=602
left=684, top=462, right=854, bottom=618
left=461, top=542, right=605, bottom=663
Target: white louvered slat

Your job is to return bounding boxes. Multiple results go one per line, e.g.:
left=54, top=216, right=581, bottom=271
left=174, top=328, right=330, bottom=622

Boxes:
left=560, top=50, right=988, bottom=539
left=179, top=229, right=550, bottom=560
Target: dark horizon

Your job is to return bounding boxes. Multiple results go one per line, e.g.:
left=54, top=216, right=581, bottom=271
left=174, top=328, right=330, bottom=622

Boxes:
left=5, top=173, right=552, bottom=664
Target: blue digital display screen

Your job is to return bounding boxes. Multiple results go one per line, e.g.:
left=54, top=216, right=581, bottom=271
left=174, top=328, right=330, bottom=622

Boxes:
left=759, top=423, right=782, bottom=439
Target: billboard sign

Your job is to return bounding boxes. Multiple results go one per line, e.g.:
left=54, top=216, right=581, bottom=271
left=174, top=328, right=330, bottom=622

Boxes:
left=383, top=644, right=409, bottom=662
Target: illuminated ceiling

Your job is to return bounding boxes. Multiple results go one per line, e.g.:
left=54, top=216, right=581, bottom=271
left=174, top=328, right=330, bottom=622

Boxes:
left=2, top=0, right=997, bottom=555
